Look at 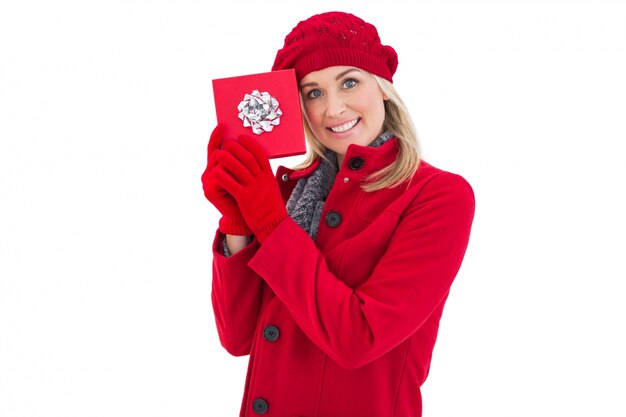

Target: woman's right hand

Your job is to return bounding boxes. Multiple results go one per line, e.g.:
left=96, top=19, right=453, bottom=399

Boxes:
left=201, top=124, right=251, bottom=236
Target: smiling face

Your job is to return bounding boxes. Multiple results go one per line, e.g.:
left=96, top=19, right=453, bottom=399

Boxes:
left=299, top=66, right=388, bottom=167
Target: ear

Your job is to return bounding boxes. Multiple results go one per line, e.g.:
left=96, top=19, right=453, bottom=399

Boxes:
left=379, top=88, right=389, bottom=101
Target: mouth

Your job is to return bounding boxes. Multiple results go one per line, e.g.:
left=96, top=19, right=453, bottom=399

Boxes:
left=328, top=118, right=361, bottom=133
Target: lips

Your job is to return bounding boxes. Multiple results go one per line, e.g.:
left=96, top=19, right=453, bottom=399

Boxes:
left=328, top=118, right=360, bottom=133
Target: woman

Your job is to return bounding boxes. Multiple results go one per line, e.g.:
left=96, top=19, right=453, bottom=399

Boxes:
left=202, top=11, right=475, bottom=417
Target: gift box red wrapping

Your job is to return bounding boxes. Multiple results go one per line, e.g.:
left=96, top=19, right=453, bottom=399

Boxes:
left=212, top=69, right=306, bottom=159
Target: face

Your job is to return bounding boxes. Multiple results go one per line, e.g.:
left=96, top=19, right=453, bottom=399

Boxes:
left=299, top=66, right=387, bottom=163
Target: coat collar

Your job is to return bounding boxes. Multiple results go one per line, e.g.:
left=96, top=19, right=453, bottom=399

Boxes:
left=339, top=136, right=399, bottom=174
left=277, top=137, right=400, bottom=182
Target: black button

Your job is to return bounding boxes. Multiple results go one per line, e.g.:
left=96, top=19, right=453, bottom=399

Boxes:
left=325, top=211, right=342, bottom=227
left=263, top=325, right=280, bottom=342
left=348, top=157, right=365, bottom=170
left=252, top=398, right=268, bottom=414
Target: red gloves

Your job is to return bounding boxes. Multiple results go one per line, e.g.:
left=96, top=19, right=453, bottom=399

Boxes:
left=213, top=135, right=288, bottom=243
left=201, top=124, right=251, bottom=236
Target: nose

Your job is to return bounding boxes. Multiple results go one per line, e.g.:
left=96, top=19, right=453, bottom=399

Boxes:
left=325, top=92, right=346, bottom=118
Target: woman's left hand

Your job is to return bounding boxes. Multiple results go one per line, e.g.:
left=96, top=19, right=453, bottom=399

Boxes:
left=213, top=135, right=288, bottom=243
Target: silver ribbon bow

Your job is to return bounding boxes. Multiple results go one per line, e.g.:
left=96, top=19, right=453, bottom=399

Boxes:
left=237, top=89, right=282, bottom=135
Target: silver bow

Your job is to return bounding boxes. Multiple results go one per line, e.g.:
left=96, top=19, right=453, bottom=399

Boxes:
left=237, top=89, right=282, bottom=135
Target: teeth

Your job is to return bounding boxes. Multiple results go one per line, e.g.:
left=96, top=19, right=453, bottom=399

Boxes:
left=330, top=118, right=358, bottom=133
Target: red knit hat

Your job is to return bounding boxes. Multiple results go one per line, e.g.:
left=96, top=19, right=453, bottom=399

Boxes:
left=272, top=11, right=398, bottom=83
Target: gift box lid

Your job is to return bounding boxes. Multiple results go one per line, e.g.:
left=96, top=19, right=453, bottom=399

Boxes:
left=212, top=69, right=306, bottom=159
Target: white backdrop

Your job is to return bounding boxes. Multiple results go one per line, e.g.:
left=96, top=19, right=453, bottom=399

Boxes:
left=1, top=1, right=625, bottom=416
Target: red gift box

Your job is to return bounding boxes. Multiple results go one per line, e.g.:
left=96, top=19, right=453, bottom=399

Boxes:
left=212, top=69, right=306, bottom=159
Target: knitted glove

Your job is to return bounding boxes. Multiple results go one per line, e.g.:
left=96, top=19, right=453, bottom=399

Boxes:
left=213, top=135, right=288, bottom=243
left=201, top=124, right=251, bottom=235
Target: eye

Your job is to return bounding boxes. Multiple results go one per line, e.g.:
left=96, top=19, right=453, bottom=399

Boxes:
left=306, top=89, right=322, bottom=99
left=343, top=78, right=358, bottom=89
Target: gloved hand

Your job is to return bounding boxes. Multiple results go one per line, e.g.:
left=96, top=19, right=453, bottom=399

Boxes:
left=213, top=135, right=288, bottom=243
left=201, top=124, right=251, bottom=236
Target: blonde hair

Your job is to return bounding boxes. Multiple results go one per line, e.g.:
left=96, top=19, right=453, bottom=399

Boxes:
left=293, top=76, right=421, bottom=192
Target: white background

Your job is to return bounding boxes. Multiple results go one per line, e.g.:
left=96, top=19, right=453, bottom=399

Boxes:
left=1, top=0, right=625, bottom=416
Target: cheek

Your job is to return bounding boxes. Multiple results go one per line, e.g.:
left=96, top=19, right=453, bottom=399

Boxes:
left=372, top=101, right=386, bottom=125
left=304, top=107, right=324, bottom=130
left=304, top=108, right=315, bottom=122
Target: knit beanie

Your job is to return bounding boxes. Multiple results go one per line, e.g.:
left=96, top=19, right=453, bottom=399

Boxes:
left=272, top=11, right=398, bottom=83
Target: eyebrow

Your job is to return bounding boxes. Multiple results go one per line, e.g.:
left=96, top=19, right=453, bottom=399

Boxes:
left=299, top=68, right=363, bottom=89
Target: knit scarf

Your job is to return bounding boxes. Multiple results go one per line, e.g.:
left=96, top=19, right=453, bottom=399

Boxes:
left=286, top=130, right=394, bottom=240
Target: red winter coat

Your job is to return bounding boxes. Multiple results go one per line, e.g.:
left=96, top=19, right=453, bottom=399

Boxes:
left=211, top=138, right=475, bottom=417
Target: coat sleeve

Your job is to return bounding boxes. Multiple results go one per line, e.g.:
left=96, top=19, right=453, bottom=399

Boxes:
left=247, top=172, right=475, bottom=369
left=211, top=231, right=270, bottom=356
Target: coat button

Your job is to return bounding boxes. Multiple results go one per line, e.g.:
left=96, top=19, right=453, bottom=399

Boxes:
left=325, top=211, right=342, bottom=227
left=263, top=325, right=280, bottom=342
left=348, top=157, right=365, bottom=170
left=252, top=398, right=268, bottom=414
left=281, top=173, right=289, bottom=182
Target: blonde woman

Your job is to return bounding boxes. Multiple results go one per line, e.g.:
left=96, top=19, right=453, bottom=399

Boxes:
left=202, top=11, right=475, bottom=417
